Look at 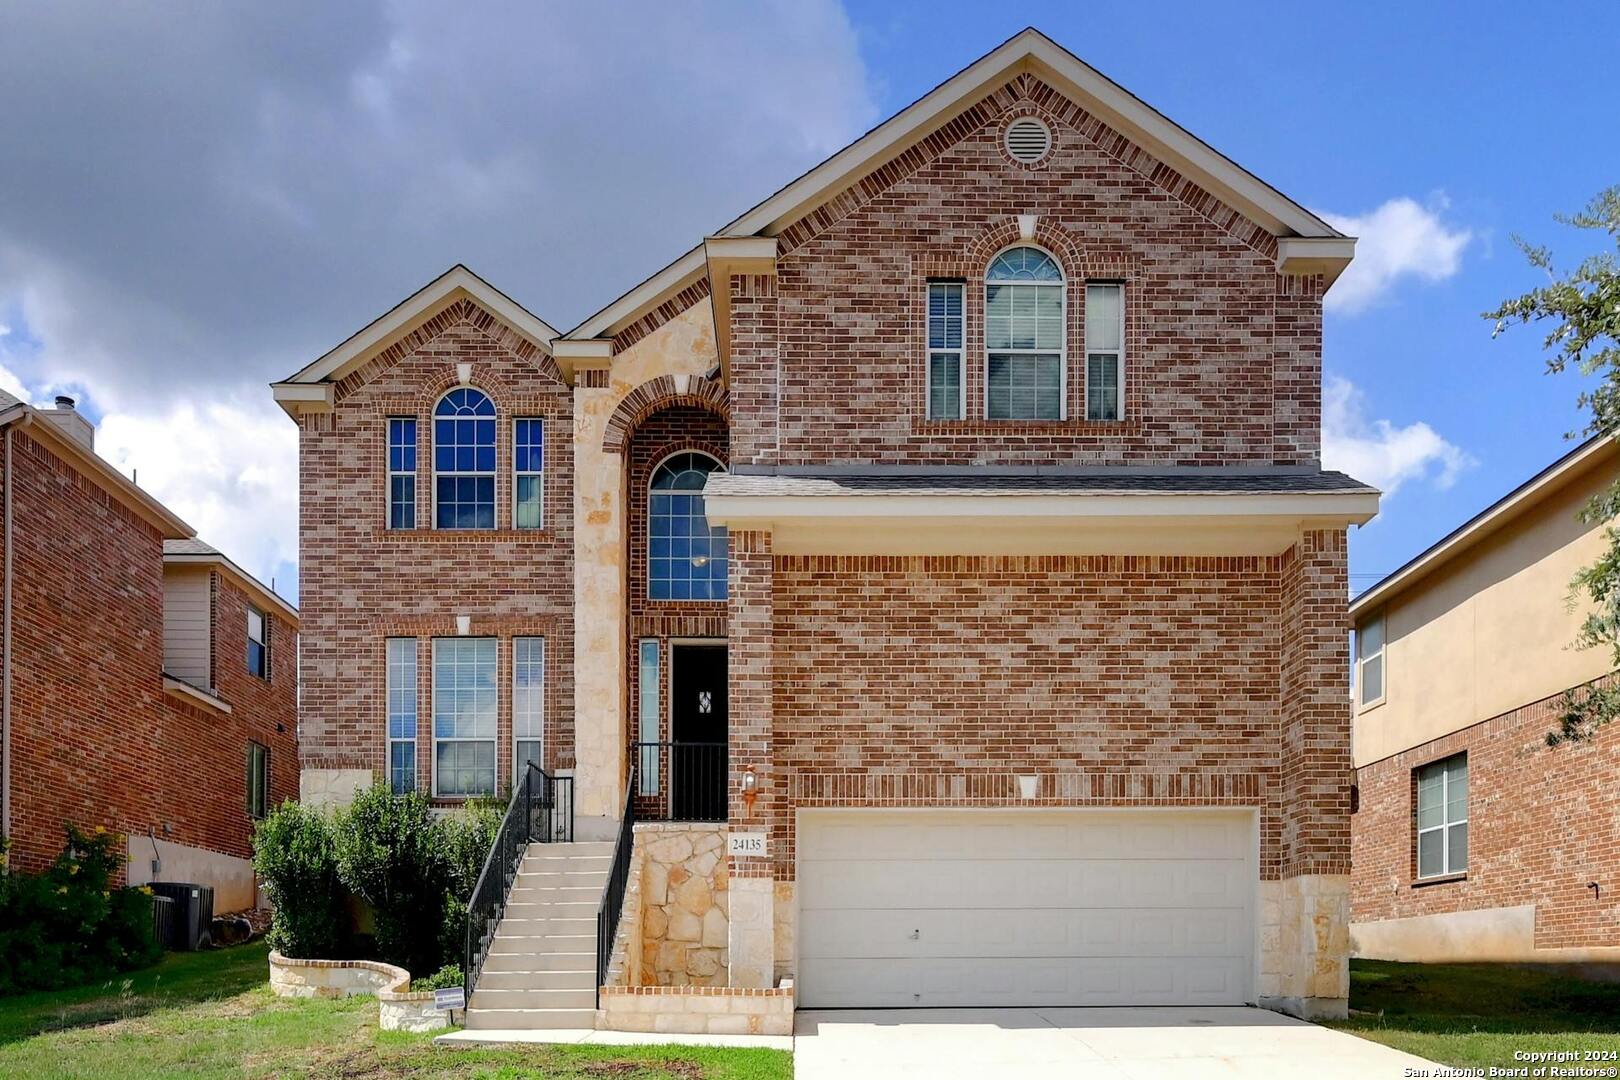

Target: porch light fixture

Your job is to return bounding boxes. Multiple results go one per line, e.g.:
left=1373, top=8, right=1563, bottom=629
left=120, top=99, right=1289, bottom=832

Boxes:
left=741, top=767, right=758, bottom=817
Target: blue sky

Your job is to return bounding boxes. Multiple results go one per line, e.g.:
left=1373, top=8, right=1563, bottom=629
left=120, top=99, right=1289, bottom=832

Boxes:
left=0, top=2, right=1614, bottom=602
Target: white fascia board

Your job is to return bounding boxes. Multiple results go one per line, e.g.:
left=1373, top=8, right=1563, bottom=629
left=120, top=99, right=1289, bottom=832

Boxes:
left=705, top=490, right=1380, bottom=528
left=164, top=553, right=300, bottom=624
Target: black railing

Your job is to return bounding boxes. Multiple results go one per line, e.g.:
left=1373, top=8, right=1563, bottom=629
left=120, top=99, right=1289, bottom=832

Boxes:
left=464, top=763, right=574, bottom=1002
left=595, top=769, right=636, bottom=1007
left=631, top=741, right=728, bottom=822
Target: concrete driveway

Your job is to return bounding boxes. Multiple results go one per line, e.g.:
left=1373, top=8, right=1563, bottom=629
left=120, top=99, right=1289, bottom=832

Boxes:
left=793, top=1006, right=1437, bottom=1079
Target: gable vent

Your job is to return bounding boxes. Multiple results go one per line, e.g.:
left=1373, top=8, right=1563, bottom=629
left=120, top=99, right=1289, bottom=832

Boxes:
left=1005, top=117, right=1052, bottom=164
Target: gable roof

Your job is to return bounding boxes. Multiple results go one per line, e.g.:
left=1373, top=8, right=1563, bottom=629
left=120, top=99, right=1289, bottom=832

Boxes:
left=272, top=264, right=560, bottom=415
left=164, top=538, right=299, bottom=624
left=1348, top=435, right=1618, bottom=620
left=564, top=27, right=1350, bottom=342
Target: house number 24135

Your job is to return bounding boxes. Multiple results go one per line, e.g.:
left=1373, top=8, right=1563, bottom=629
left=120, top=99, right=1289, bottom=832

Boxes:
left=727, top=832, right=767, bottom=857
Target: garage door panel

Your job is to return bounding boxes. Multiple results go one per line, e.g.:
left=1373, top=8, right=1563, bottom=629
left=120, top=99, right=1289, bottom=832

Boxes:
left=798, top=810, right=1255, bottom=1008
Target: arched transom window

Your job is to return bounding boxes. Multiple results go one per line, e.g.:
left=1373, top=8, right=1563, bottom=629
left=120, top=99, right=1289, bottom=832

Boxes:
left=985, top=246, right=1065, bottom=420
left=648, top=452, right=728, bottom=601
left=434, top=388, right=496, bottom=529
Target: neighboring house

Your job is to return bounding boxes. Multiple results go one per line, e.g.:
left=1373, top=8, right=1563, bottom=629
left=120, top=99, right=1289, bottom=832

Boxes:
left=0, top=390, right=298, bottom=912
left=274, top=29, right=1377, bottom=1022
left=1351, top=436, right=1620, bottom=966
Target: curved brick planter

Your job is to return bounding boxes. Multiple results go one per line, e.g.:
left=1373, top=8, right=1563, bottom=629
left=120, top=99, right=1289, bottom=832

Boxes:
left=268, top=951, right=449, bottom=1032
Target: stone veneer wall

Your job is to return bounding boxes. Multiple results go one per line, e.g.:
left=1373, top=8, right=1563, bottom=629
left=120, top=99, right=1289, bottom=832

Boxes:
left=268, top=952, right=448, bottom=1032
left=636, top=822, right=729, bottom=986
left=597, top=982, right=793, bottom=1036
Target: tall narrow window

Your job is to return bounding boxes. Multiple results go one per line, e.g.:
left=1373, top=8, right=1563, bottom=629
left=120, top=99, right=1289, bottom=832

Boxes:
left=513, top=637, right=544, bottom=778
left=386, top=637, right=418, bottom=794
left=927, top=282, right=964, bottom=419
left=246, top=742, right=269, bottom=820
left=1085, top=283, right=1123, bottom=421
left=638, top=639, right=660, bottom=795
left=648, top=452, right=728, bottom=601
left=1416, top=754, right=1467, bottom=878
left=387, top=418, right=417, bottom=529
left=434, top=389, right=496, bottom=529
left=432, top=637, right=497, bottom=796
left=986, top=247, right=1065, bottom=420
left=513, top=418, right=544, bottom=530
left=1358, top=612, right=1386, bottom=708
left=246, top=607, right=268, bottom=679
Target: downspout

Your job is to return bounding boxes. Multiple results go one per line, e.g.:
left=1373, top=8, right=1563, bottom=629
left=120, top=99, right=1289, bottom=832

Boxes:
left=2, top=423, right=13, bottom=845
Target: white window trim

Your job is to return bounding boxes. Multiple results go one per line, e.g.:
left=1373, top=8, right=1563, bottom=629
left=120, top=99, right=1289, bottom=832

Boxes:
left=513, top=636, right=545, bottom=780
left=1084, top=281, right=1125, bottom=422
left=1357, top=611, right=1386, bottom=711
left=984, top=244, right=1067, bottom=422
left=1416, top=754, right=1467, bottom=880
left=387, top=417, right=417, bottom=530
left=386, top=637, right=417, bottom=794
left=926, top=281, right=965, bottom=420
left=431, top=389, right=497, bottom=532
left=513, top=417, right=544, bottom=530
left=431, top=637, right=498, bottom=798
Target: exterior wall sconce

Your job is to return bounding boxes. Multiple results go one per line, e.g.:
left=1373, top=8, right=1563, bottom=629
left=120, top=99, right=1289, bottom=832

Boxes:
left=1016, top=774, right=1039, bottom=800
left=455, top=614, right=471, bottom=636
left=741, top=767, right=759, bottom=817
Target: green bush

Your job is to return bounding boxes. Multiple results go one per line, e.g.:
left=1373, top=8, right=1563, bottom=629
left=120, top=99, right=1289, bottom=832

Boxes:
left=332, top=785, right=450, bottom=979
left=0, top=826, right=161, bottom=996
left=253, top=802, right=346, bottom=959
left=437, top=793, right=502, bottom=964
left=411, top=963, right=463, bottom=992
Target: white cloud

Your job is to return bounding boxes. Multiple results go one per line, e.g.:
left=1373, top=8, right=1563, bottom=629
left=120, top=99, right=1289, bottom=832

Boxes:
left=1319, top=196, right=1472, bottom=314
left=0, top=361, right=27, bottom=403
left=98, top=398, right=298, bottom=590
left=1322, top=374, right=1472, bottom=496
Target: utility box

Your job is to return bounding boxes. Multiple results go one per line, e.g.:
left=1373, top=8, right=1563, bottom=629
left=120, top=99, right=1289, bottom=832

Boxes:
left=149, top=882, right=214, bottom=950
left=150, top=893, right=178, bottom=950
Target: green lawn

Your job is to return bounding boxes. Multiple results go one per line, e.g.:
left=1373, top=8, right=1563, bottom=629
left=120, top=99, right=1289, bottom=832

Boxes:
left=1330, top=958, right=1620, bottom=1067
left=0, top=942, right=791, bottom=1080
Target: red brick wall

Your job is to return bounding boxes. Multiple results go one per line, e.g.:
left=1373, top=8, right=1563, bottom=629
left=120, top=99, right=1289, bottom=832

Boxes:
left=2, top=429, right=297, bottom=878
left=722, top=72, right=1322, bottom=469
left=1352, top=680, right=1620, bottom=949
left=297, top=301, right=575, bottom=798
left=749, top=537, right=1349, bottom=880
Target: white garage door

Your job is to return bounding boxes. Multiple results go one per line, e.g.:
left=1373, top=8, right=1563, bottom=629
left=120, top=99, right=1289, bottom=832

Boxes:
left=797, top=808, right=1255, bottom=1009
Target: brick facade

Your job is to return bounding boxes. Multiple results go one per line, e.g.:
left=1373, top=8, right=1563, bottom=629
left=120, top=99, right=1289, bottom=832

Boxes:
left=296, top=301, right=575, bottom=799
left=1352, top=680, right=1620, bottom=950
left=1, top=427, right=296, bottom=881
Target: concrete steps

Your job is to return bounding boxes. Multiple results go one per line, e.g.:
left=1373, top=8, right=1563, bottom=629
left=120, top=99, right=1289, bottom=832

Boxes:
left=465, top=839, right=612, bottom=1031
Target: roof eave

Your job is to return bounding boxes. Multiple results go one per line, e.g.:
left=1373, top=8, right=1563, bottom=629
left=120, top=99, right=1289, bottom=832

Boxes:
left=5, top=410, right=192, bottom=539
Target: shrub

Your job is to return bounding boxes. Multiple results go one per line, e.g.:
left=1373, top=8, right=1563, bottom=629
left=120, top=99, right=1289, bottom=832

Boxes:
left=411, top=963, right=463, bottom=992
left=437, top=794, right=503, bottom=964
left=333, top=785, right=449, bottom=978
left=0, top=826, right=160, bottom=996
left=253, top=802, right=346, bottom=959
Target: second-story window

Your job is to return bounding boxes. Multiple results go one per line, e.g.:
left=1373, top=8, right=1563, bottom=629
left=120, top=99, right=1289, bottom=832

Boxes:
left=927, top=282, right=964, bottom=419
left=985, top=246, right=1065, bottom=420
left=246, top=607, right=268, bottom=679
left=1085, top=283, right=1124, bottom=421
left=1357, top=612, right=1385, bottom=708
left=434, top=388, right=496, bottom=530
left=387, top=418, right=417, bottom=529
left=514, top=418, right=544, bottom=529
left=649, top=452, right=728, bottom=601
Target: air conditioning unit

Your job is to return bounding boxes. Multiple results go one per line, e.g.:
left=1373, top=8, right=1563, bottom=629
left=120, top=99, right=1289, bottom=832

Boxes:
left=150, top=893, right=178, bottom=950
left=149, top=882, right=214, bottom=950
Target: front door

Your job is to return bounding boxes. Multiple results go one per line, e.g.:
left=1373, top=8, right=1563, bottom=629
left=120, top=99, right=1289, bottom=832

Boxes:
left=670, top=644, right=727, bottom=820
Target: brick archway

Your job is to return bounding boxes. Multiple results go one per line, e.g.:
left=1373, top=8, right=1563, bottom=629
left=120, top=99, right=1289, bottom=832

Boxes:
left=602, top=374, right=730, bottom=454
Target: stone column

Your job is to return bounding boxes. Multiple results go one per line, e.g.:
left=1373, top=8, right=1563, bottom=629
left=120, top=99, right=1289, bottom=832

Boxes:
left=572, top=376, right=627, bottom=831
left=726, top=529, right=776, bottom=988
left=1264, top=528, right=1352, bottom=1019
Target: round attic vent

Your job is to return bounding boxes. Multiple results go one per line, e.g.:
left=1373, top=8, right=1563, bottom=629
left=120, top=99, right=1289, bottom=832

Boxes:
left=1005, top=117, right=1052, bottom=164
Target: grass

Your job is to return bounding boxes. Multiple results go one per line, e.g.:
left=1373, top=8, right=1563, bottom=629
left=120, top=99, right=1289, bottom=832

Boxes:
left=0, top=942, right=792, bottom=1080
left=1329, top=958, right=1620, bottom=1067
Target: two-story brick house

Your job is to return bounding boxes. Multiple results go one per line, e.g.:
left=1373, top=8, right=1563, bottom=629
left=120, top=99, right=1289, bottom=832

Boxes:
left=0, top=391, right=299, bottom=912
left=275, top=29, right=1376, bottom=1022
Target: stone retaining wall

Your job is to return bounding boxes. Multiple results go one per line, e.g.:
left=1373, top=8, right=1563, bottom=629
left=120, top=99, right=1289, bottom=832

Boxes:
left=596, top=981, right=794, bottom=1036
left=637, top=822, right=728, bottom=986
left=268, top=952, right=448, bottom=1032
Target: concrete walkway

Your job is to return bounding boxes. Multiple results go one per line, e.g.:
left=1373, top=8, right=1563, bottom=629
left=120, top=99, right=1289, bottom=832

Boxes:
left=793, top=1006, right=1438, bottom=1079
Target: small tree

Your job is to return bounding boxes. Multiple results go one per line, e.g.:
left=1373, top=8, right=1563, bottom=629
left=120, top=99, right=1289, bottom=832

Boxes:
left=1487, top=186, right=1620, bottom=739
left=253, top=802, right=347, bottom=959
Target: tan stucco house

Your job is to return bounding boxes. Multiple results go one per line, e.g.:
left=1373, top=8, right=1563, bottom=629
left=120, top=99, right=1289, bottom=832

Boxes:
left=273, top=29, right=1379, bottom=1028
left=1351, top=435, right=1620, bottom=967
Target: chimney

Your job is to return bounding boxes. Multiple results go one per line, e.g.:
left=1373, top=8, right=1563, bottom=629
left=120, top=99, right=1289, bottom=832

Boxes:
left=42, top=395, right=94, bottom=450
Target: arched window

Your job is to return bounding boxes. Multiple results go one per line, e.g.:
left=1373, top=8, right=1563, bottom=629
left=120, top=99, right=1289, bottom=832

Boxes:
left=434, top=388, right=496, bottom=529
left=985, top=246, right=1065, bottom=420
left=648, top=452, right=728, bottom=601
